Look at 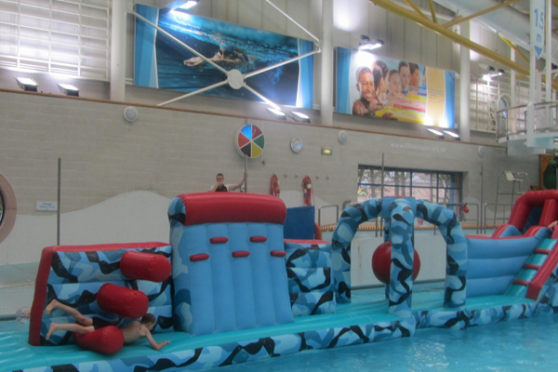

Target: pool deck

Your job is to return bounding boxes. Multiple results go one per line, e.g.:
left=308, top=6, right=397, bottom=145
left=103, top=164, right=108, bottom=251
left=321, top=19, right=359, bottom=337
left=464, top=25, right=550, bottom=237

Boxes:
left=0, top=286, right=539, bottom=372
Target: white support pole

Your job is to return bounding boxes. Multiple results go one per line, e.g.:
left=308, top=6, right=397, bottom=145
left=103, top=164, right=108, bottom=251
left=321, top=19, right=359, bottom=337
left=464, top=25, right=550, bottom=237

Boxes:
left=321, top=0, right=334, bottom=126
left=546, top=0, right=552, bottom=104
left=110, top=0, right=127, bottom=101
left=527, top=45, right=536, bottom=146
left=459, top=22, right=471, bottom=142
left=545, top=0, right=552, bottom=131
left=510, top=48, right=517, bottom=106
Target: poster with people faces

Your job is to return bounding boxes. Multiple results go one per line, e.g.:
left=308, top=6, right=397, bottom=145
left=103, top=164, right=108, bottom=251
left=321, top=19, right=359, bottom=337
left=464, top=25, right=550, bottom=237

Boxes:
left=336, top=47, right=455, bottom=128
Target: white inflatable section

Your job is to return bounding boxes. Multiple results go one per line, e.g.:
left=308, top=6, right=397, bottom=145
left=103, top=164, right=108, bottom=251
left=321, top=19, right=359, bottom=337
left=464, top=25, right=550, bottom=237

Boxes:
left=0, top=191, right=171, bottom=266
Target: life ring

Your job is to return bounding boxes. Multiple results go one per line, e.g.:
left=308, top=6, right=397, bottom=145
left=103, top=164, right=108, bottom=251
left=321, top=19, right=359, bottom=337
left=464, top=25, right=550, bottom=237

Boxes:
left=302, top=176, right=312, bottom=206
left=270, top=174, right=280, bottom=197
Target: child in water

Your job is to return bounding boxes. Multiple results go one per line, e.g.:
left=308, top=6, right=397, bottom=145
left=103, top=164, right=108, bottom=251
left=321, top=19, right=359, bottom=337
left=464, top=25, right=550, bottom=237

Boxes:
left=44, top=299, right=171, bottom=351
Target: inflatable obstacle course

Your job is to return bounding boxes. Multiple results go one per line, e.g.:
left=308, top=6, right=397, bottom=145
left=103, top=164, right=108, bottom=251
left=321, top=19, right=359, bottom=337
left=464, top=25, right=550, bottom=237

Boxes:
left=5, top=191, right=558, bottom=371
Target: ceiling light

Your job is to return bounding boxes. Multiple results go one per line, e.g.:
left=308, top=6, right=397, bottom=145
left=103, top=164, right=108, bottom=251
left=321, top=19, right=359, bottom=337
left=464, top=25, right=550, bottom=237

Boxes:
left=292, top=111, right=311, bottom=123
left=179, top=0, right=199, bottom=9
left=57, top=83, right=79, bottom=97
left=358, top=35, right=384, bottom=52
left=15, top=77, right=38, bottom=92
left=427, top=128, right=445, bottom=139
left=267, top=108, right=287, bottom=120
left=443, top=130, right=460, bottom=140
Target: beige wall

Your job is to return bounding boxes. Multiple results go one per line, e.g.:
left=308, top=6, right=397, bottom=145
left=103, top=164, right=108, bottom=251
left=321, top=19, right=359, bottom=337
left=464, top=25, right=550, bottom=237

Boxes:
left=0, top=0, right=520, bottom=140
left=0, top=90, right=538, bottom=218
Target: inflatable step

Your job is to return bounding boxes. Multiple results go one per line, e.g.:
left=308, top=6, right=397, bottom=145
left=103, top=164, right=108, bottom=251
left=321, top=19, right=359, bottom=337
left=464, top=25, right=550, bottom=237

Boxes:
left=506, top=239, right=558, bottom=298
left=290, top=291, right=336, bottom=317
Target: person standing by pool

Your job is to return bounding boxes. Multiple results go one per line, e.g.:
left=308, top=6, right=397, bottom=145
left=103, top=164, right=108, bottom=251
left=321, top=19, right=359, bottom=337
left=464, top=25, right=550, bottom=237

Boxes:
left=209, top=172, right=247, bottom=192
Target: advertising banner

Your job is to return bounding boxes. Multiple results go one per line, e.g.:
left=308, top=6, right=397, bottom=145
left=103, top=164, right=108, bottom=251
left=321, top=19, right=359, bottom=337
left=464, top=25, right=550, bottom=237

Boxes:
left=336, top=47, right=455, bottom=128
left=135, top=5, right=314, bottom=108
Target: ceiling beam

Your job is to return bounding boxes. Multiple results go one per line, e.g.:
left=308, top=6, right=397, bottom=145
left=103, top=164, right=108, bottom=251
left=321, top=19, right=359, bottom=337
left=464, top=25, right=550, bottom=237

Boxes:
left=367, top=0, right=558, bottom=91
left=442, top=0, right=522, bottom=29
left=427, top=0, right=438, bottom=24
left=402, top=0, right=429, bottom=20
left=499, top=35, right=529, bottom=64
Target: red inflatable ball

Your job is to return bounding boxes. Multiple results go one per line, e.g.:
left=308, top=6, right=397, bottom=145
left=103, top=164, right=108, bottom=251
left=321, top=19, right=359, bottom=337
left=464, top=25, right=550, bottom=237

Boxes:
left=97, top=283, right=148, bottom=319
left=74, top=325, right=124, bottom=355
left=120, top=251, right=171, bottom=283
left=372, top=241, right=421, bottom=284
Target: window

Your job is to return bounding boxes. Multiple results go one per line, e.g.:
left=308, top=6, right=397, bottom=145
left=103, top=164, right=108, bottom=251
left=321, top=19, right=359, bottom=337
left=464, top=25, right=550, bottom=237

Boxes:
left=357, top=165, right=462, bottom=205
left=0, top=0, right=110, bottom=80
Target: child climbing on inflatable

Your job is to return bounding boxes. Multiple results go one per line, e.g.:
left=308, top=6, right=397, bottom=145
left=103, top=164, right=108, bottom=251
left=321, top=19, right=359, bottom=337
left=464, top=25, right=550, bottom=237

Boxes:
left=45, top=299, right=171, bottom=351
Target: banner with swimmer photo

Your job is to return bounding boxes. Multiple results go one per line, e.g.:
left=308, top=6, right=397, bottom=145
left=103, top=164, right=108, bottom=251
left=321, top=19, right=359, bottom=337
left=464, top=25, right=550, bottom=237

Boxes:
left=336, top=47, right=455, bottom=128
left=134, top=4, right=314, bottom=108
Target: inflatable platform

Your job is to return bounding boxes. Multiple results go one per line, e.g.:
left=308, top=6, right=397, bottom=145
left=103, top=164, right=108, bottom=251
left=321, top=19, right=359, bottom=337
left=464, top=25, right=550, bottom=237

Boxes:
left=2, top=191, right=558, bottom=371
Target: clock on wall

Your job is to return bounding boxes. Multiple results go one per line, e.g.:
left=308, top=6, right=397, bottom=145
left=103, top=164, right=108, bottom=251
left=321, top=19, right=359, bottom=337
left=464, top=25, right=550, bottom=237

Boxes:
left=291, top=138, right=303, bottom=153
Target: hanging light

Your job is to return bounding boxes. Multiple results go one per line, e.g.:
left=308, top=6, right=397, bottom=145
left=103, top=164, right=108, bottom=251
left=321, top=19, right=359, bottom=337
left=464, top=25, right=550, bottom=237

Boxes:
left=57, top=83, right=79, bottom=97
left=15, top=77, right=38, bottom=92
left=291, top=111, right=311, bottom=123
left=179, top=0, right=199, bottom=9
left=358, top=35, right=384, bottom=52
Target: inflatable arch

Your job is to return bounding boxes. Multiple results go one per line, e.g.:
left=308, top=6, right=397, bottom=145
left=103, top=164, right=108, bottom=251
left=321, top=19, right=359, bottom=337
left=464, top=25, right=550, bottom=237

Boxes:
left=331, top=197, right=467, bottom=316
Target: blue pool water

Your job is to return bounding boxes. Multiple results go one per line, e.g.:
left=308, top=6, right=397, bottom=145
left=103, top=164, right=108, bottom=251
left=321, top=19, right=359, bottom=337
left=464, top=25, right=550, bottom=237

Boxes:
left=212, top=313, right=558, bottom=372
left=0, top=283, right=554, bottom=371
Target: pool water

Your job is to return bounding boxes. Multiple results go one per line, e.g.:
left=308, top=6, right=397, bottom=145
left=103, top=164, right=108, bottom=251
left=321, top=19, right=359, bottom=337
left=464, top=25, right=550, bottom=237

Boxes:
left=1, top=283, right=554, bottom=372
left=212, top=313, right=558, bottom=372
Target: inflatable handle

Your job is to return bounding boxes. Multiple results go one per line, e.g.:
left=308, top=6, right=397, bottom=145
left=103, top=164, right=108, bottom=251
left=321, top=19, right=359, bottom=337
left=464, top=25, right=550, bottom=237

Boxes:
left=97, top=283, right=148, bottom=319
left=74, top=326, right=124, bottom=355
left=120, top=251, right=171, bottom=283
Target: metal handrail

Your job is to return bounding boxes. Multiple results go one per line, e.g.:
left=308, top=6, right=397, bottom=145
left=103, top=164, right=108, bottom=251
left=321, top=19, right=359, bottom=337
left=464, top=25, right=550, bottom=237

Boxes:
left=342, top=200, right=352, bottom=210
left=483, top=202, right=514, bottom=233
left=318, top=205, right=339, bottom=227
left=496, top=101, right=558, bottom=139
left=444, top=203, right=480, bottom=234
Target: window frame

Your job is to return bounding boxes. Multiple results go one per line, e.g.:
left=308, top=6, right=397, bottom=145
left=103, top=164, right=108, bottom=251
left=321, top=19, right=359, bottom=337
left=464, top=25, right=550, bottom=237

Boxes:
left=357, top=165, right=462, bottom=205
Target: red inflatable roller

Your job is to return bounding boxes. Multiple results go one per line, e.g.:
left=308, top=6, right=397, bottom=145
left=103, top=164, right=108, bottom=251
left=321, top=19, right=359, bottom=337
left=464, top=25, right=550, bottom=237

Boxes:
left=97, top=283, right=148, bottom=319
left=74, top=326, right=124, bottom=355
left=120, top=251, right=171, bottom=283
left=372, top=241, right=421, bottom=284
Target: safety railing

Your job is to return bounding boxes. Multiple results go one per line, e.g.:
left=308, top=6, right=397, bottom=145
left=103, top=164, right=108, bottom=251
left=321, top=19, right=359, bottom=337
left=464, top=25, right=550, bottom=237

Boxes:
left=496, top=101, right=558, bottom=141
left=482, top=202, right=514, bottom=234
left=444, top=203, right=480, bottom=234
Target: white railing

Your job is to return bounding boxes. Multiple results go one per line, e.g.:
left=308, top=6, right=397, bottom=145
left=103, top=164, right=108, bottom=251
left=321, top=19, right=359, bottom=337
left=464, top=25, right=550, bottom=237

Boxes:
left=496, top=101, right=558, bottom=140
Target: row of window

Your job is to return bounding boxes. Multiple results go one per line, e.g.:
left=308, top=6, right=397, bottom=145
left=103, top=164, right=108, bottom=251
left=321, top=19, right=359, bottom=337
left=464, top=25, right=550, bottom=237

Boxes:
left=357, top=165, right=462, bottom=205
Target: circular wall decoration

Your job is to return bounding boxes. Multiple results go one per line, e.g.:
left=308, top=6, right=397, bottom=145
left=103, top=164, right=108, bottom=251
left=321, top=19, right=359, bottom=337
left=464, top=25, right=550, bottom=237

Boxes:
left=235, top=124, right=265, bottom=158
left=124, top=106, right=139, bottom=123
left=290, top=138, right=303, bottom=153
left=478, top=146, right=485, bottom=158
left=338, top=130, right=348, bottom=144
left=0, top=173, right=16, bottom=244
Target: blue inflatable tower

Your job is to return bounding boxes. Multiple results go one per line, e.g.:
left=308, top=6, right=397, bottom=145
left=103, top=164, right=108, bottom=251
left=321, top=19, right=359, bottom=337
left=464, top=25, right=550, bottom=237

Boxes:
left=168, top=193, right=294, bottom=336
